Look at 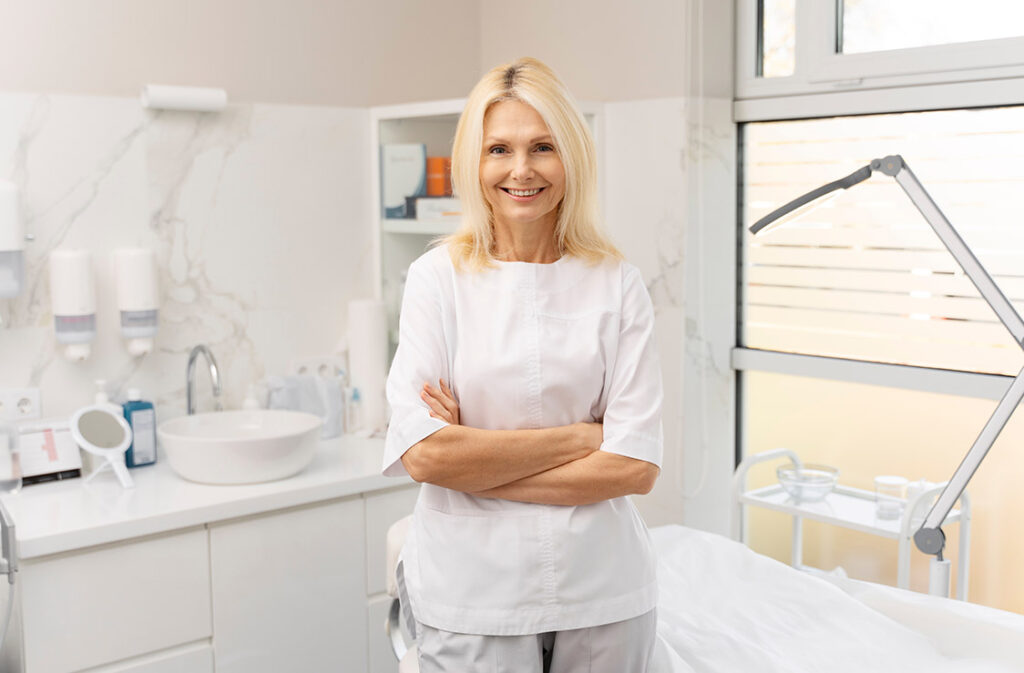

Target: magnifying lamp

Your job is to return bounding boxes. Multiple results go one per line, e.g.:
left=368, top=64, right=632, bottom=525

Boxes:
left=70, top=406, right=135, bottom=489
left=750, top=154, right=1024, bottom=598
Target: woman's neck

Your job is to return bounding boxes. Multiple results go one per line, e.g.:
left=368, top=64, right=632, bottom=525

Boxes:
left=491, top=218, right=561, bottom=264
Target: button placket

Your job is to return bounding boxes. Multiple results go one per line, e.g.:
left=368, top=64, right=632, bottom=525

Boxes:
left=521, top=265, right=544, bottom=430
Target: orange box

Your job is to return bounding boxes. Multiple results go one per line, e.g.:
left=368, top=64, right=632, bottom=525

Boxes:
left=427, top=156, right=452, bottom=196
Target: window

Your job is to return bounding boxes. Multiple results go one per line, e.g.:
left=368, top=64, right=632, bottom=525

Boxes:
left=742, top=106, right=1024, bottom=376
left=735, top=2, right=1024, bottom=616
left=841, top=0, right=1024, bottom=54
left=737, top=0, right=1024, bottom=105
left=743, top=370, right=1023, bottom=613
left=759, top=0, right=795, bottom=78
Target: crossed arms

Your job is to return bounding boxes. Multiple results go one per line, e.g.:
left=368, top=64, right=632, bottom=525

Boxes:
left=399, top=380, right=660, bottom=506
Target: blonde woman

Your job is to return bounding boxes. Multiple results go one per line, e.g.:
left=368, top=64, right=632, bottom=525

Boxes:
left=383, top=57, right=664, bottom=672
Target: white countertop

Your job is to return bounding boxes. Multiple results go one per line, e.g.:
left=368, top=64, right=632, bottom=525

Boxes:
left=0, top=435, right=411, bottom=560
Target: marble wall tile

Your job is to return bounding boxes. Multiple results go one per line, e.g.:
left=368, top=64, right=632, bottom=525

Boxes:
left=604, top=97, right=688, bottom=528
left=0, top=93, right=372, bottom=424
left=604, top=96, right=737, bottom=531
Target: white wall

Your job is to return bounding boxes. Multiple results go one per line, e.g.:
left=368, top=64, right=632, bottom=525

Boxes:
left=0, top=0, right=482, bottom=107
left=478, top=0, right=688, bottom=101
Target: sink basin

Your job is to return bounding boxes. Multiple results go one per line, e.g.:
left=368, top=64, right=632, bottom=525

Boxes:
left=158, top=409, right=323, bottom=484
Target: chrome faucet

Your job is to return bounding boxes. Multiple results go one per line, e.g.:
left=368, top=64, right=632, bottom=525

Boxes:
left=186, top=344, right=222, bottom=415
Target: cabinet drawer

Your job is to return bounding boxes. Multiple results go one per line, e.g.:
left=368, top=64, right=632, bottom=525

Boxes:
left=365, top=485, right=420, bottom=595
left=209, top=498, right=367, bottom=673
left=20, top=527, right=211, bottom=673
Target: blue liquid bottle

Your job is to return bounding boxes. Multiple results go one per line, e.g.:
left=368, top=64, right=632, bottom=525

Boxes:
left=123, top=388, right=157, bottom=467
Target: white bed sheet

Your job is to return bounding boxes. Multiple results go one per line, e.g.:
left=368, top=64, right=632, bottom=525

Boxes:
left=648, top=525, right=1024, bottom=673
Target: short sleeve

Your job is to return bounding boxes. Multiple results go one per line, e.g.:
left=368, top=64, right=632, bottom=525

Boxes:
left=599, top=265, right=664, bottom=468
left=382, top=256, right=450, bottom=477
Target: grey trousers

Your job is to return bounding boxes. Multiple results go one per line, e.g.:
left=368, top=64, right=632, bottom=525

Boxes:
left=416, top=609, right=658, bottom=673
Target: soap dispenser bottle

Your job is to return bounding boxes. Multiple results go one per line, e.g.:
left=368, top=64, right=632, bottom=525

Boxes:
left=122, top=388, right=157, bottom=468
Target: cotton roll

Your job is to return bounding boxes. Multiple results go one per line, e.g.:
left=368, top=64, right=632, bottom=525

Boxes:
left=140, top=85, right=227, bottom=112
left=347, top=299, right=388, bottom=433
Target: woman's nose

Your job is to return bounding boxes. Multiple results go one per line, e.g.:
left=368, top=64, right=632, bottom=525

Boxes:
left=510, top=154, right=534, bottom=181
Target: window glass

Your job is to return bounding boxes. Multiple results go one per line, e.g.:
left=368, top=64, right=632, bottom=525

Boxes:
left=760, top=0, right=795, bottom=77
left=841, top=0, right=1024, bottom=54
left=744, top=370, right=1024, bottom=615
left=741, top=106, right=1024, bottom=375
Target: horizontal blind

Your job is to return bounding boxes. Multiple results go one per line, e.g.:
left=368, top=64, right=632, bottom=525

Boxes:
left=741, top=106, right=1024, bottom=375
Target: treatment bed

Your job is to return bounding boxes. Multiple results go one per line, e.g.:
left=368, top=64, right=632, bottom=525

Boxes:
left=386, top=518, right=1024, bottom=672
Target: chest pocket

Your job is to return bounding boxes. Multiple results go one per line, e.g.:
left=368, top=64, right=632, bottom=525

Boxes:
left=536, top=308, right=617, bottom=427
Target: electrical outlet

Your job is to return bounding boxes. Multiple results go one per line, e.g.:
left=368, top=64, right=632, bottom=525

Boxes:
left=290, top=356, right=347, bottom=379
left=0, top=388, right=41, bottom=422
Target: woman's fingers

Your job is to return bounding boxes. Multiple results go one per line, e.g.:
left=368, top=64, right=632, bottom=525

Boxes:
left=421, top=379, right=460, bottom=425
left=421, top=386, right=452, bottom=422
left=436, top=379, right=460, bottom=425
left=439, top=378, right=454, bottom=397
left=433, top=379, right=459, bottom=424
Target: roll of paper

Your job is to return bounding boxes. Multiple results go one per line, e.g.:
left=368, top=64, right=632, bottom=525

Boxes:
left=347, top=299, right=388, bottom=433
left=140, top=85, right=227, bottom=112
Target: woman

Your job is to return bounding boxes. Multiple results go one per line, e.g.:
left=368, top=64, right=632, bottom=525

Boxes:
left=383, top=56, right=664, bottom=672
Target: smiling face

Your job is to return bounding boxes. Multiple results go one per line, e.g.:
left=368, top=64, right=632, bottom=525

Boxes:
left=479, top=99, right=566, bottom=237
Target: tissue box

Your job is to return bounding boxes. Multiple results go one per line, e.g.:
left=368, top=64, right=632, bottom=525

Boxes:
left=381, top=144, right=426, bottom=218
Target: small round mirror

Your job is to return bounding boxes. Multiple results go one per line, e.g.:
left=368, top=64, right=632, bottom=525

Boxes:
left=70, top=405, right=134, bottom=488
left=77, top=410, right=129, bottom=450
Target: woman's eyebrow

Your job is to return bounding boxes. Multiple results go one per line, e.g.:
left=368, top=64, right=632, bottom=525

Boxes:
left=484, top=135, right=554, bottom=144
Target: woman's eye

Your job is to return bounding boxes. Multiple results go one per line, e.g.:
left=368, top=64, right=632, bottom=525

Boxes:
left=536, top=144, right=554, bottom=152
left=488, top=146, right=508, bottom=155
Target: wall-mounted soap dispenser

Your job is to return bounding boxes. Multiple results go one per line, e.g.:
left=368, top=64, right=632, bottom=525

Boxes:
left=0, top=179, right=25, bottom=299
left=113, top=248, right=159, bottom=356
left=49, top=249, right=96, bottom=361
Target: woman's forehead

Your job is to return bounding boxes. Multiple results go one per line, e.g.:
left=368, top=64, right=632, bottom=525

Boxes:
left=483, top=100, right=552, bottom=136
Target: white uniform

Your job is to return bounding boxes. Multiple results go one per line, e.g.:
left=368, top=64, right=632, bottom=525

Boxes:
left=383, top=244, right=663, bottom=637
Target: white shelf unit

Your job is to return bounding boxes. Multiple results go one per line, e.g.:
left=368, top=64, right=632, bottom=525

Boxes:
left=733, top=449, right=972, bottom=600
left=370, top=98, right=465, bottom=356
left=369, top=98, right=604, bottom=358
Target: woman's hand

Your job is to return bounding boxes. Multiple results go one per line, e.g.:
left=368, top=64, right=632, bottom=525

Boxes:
left=421, top=379, right=460, bottom=425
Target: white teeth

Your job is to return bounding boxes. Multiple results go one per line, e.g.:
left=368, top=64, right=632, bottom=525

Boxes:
left=507, top=188, right=541, bottom=197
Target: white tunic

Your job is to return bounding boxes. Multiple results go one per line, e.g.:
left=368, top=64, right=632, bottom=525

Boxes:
left=382, top=244, right=664, bottom=636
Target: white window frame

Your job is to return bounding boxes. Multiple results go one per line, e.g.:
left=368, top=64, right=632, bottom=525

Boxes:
left=736, top=0, right=1024, bottom=116
left=733, top=0, right=1024, bottom=432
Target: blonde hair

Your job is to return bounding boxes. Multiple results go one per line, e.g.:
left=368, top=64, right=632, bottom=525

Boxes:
left=442, top=57, right=621, bottom=270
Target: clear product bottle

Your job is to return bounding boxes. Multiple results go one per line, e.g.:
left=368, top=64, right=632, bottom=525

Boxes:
left=347, top=387, right=363, bottom=434
left=0, top=421, right=22, bottom=494
left=122, top=388, right=157, bottom=468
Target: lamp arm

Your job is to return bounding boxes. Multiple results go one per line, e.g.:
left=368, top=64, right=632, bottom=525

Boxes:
left=881, top=155, right=1024, bottom=347
left=915, top=364, right=1024, bottom=557
left=875, top=154, right=1024, bottom=559
left=749, top=165, right=873, bottom=234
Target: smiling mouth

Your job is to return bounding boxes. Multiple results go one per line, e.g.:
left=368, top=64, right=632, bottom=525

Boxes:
left=501, top=187, right=544, bottom=197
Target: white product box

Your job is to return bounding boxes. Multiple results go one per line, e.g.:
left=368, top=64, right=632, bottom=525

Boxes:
left=415, top=197, right=462, bottom=221
left=18, top=420, right=83, bottom=484
left=381, top=144, right=426, bottom=218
